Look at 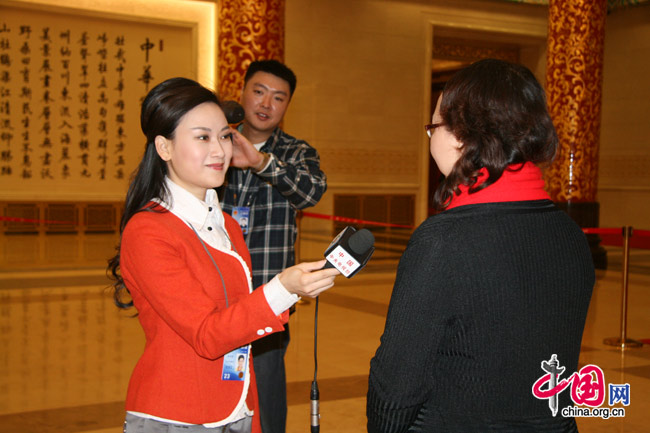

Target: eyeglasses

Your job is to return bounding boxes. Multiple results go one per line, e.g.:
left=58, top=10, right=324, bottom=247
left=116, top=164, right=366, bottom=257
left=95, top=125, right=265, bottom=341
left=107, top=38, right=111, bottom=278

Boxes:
left=424, top=122, right=443, bottom=138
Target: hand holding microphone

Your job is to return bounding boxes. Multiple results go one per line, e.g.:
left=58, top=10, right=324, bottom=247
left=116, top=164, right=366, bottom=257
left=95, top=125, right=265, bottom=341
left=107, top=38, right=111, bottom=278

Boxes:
left=278, top=260, right=340, bottom=298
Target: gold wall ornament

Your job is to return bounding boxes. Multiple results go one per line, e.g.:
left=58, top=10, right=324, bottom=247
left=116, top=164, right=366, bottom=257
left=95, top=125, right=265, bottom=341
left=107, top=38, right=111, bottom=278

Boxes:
left=544, top=0, right=607, bottom=202
left=432, top=38, right=519, bottom=64
left=496, top=0, right=650, bottom=12
left=218, top=0, right=285, bottom=101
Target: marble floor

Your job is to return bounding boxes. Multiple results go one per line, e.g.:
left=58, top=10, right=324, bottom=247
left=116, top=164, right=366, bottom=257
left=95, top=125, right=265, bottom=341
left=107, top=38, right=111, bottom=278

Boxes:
left=0, top=246, right=648, bottom=433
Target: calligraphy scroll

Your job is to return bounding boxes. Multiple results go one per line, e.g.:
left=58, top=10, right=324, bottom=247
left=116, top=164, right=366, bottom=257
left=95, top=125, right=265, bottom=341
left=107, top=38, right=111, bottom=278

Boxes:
left=0, top=2, right=195, bottom=200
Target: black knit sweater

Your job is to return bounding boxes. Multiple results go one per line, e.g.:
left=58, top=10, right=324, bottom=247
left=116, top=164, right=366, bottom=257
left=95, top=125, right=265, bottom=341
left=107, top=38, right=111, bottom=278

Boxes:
left=367, top=200, right=595, bottom=432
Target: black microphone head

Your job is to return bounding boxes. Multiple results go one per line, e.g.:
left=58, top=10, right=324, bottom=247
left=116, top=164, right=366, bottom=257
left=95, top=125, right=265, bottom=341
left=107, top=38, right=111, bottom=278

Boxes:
left=221, top=100, right=245, bottom=124
left=348, top=228, right=375, bottom=255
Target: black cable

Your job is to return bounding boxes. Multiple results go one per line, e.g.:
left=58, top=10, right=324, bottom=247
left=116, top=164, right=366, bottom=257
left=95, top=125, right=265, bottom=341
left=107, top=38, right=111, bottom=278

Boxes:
left=310, top=296, right=320, bottom=432
left=314, top=296, right=319, bottom=381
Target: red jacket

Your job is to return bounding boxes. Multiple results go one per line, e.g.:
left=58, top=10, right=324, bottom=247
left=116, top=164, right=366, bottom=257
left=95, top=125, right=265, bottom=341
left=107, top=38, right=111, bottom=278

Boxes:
left=121, top=205, right=289, bottom=429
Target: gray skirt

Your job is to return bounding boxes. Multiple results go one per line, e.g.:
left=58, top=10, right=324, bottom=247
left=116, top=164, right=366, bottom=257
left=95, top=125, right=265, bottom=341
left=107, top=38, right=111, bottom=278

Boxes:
left=124, top=413, right=252, bottom=433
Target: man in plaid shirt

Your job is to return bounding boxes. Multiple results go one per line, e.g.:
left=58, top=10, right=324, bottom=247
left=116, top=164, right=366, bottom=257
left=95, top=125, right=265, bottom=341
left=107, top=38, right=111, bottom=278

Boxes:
left=221, top=60, right=327, bottom=433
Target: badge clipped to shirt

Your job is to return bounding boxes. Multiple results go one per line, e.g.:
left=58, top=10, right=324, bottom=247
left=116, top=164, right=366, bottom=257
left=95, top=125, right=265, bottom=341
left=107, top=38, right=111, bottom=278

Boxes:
left=222, top=346, right=249, bottom=381
left=231, top=207, right=250, bottom=235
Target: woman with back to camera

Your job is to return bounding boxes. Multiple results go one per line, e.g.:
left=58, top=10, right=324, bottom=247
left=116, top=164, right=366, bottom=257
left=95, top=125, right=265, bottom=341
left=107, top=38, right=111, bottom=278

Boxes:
left=366, top=59, right=595, bottom=432
left=108, top=77, right=340, bottom=433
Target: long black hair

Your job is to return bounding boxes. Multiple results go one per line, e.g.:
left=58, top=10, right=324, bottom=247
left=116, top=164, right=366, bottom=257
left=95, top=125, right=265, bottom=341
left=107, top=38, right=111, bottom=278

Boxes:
left=108, top=77, right=221, bottom=308
left=433, top=59, right=558, bottom=209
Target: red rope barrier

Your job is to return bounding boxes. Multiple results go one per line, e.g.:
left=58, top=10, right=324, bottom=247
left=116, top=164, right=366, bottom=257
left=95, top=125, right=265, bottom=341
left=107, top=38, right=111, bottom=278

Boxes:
left=581, top=227, right=624, bottom=236
left=634, top=229, right=650, bottom=238
left=581, top=227, right=650, bottom=238
left=299, top=213, right=650, bottom=248
left=300, top=211, right=415, bottom=229
left=0, top=216, right=73, bottom=225
left=583, top=227, right=650, bottom=249
left=3, top=212, right=650, bottom=244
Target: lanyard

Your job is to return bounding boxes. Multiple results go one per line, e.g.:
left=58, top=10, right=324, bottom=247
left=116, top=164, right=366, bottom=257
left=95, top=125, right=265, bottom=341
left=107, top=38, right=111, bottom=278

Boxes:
left=188, top=223, right=231, bottom=308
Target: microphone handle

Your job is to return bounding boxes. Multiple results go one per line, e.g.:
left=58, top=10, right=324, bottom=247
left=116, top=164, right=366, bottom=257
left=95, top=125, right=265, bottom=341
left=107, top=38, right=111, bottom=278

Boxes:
left=310, top=380, right=320, bottom=432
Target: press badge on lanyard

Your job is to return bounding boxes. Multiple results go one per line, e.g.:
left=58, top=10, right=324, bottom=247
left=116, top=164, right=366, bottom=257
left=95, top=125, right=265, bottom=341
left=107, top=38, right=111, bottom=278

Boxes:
left=231, top=207, right=250, bottom=235
left=222, top=346, right=249, bottom=381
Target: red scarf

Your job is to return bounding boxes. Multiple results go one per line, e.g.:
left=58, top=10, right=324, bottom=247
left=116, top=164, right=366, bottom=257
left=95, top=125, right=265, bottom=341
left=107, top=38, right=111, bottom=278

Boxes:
left=446, top=162, right=550, bottom=210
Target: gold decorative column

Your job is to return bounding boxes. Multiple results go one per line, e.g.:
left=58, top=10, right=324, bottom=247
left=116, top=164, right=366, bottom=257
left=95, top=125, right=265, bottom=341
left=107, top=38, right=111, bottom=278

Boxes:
left=217, top=0, right=285, bottom=101
left=544, top=0, right=608, bottom=268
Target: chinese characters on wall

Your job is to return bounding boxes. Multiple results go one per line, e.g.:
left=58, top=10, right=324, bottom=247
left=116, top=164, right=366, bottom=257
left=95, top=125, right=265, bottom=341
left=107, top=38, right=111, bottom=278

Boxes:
left=0, top=22, right=160, bottom=182
left=0, top=6, right=194, bottom=200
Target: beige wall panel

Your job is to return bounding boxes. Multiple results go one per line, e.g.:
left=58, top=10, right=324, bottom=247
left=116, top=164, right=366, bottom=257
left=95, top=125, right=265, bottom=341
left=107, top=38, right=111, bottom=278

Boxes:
left=599, top=189, right=650, bottom=230
left=599, top=5, right=650, bottom=229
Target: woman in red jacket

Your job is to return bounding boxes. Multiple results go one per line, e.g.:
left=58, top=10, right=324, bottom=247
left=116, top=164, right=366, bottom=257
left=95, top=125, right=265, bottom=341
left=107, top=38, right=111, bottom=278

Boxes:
left=108, top=77, right=339, bottom=433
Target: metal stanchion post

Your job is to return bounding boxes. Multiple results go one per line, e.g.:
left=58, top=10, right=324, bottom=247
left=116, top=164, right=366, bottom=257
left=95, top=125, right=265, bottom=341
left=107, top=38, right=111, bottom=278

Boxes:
left=604, top=226, right=642, bottom=349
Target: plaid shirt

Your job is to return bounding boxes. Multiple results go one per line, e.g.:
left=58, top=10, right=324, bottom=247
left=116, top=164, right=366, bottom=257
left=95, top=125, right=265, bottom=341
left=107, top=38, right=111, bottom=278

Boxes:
left=221, top=127, right=327, bottom=288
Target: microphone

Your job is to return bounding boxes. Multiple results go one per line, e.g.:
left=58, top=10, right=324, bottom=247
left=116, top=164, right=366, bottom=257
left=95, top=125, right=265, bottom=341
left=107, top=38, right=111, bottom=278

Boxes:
left=310, top=227, right=374, bottom=432
left=323, top=226, right=375, bottom=278
left=221, top=100, right=245, bottom=124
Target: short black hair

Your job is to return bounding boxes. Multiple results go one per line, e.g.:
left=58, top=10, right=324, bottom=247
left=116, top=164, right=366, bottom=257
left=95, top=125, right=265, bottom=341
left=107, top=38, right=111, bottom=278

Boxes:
left=244, top=59, right=297, bottom=97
